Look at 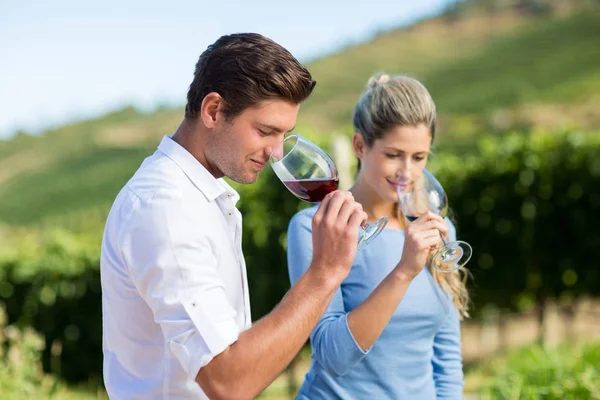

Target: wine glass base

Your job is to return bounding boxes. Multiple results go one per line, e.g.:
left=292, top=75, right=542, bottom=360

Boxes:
left=432, top=241, right=472, bottom=273
left=357, top=217, right=389, bottom=250
left=441, top=246, right=464, bottom=263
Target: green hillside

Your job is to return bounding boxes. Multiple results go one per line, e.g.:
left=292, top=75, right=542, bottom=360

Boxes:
left=0, top=6, right=599, bottom=226
left=426, top=9, right=600, bottom=114
left=0, top=107, right=181, bottom=225
left=301, top=7, right=600, bottom=132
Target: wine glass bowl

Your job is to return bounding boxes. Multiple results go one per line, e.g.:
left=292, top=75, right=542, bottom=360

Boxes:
left=271, top=134, right=388, bottom=249
left=270, top=134, right=339, bottom=203
left=397, top=169, right=472, bottom=273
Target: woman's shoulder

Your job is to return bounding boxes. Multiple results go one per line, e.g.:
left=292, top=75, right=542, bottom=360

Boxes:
left=288, top=205, right=319, bottom=231
left=444, top=217, right=457, bottom=241
left=296, top=205, right=319, bottom=217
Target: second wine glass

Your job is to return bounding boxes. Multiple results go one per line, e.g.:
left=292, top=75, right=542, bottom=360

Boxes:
left=270, top=134, right=388, bottom=250
left=397, top=169, right=472, bottom=273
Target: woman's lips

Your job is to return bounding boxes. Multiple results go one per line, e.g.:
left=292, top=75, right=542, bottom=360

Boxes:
left=388, top=178, right=408, bottom=191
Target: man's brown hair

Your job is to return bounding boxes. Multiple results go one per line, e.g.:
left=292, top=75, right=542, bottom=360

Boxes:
left=185, top=33, right=316, bottom=120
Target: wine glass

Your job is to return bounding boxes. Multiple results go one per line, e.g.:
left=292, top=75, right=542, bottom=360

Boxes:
left=270, top=134, right=388, bottom=250
left=397, top=169, right=472, bottom=273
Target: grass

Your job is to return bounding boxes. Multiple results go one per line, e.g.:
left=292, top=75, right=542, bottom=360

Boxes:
left=256, top=342, right=600, bottom=399
left=464, top=342, right=600, bottom=399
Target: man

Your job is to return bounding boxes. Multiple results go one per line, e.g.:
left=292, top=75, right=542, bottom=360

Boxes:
left=101, top=32, right=367, bottom=399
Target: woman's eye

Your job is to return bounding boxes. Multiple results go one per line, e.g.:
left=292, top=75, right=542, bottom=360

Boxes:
left=385, top=153, right=399, bottom=159
left=414, top=156, right=425, bottom=162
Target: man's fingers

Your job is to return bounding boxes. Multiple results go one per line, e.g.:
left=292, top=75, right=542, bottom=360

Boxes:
left=337, top=199, right=362, bottom=228
left=348, top=209, right=369, bottom=231
left=313, top=190, right=337, bottom=223
left=322, top=191, right=353, bottom=226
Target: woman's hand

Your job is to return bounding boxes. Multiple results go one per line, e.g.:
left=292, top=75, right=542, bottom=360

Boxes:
left=395, top=212, right=448, bottom=280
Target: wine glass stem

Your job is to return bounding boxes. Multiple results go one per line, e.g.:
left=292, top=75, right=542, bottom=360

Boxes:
left=440, top=233, right=449, bottom=246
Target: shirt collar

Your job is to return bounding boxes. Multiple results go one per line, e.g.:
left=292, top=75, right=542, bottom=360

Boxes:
left=157, top=135, right=239, bottom=203
left=218, top=178, right=241, bottom=205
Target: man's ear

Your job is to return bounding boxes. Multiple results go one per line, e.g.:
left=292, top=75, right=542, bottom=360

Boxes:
left=200, top=92, right=223, bottom=129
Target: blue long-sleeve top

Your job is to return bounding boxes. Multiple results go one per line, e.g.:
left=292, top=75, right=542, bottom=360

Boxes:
left=287, top=206, right=464, bottom=399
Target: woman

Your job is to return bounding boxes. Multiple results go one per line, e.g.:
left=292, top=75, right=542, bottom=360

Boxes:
left=287, top=73, right=469, bottom=399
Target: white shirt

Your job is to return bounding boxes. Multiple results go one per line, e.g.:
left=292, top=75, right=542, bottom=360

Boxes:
left=101, top=135, right=251, bottom=399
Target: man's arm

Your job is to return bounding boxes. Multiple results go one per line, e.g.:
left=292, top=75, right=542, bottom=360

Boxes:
left=196, top=190, right=366, bottom=399
left=196, top=265, right=338, bottom=399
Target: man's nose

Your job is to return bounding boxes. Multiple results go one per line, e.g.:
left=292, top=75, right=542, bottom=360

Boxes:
left=268, top=139, right=285, bottom=161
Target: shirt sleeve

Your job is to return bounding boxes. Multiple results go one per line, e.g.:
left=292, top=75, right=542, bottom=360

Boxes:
left=287, top=209, right=369, bottom=377
left=432, top=306, right=464, bottom=399
left=432, top=218, right=464, bottom=399
left=120, top=188, right=239, bottom=381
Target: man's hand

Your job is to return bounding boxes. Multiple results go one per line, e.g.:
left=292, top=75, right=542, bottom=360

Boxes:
left=310, top=190, right=368, bottom=284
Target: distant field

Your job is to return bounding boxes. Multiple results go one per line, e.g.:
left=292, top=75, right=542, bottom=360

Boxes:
left=0, top=6, right=598, bottom=226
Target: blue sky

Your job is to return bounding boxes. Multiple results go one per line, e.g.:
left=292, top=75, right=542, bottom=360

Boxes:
left=0, top=0, right=452, bottom=138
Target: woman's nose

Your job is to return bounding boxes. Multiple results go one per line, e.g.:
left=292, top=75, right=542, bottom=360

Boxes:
left=397, top=160, right=411, bottom=181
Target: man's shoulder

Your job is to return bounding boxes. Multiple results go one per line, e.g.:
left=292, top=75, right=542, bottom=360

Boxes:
left=126, top=154, right=187, bottom=200
left=108, top=154, right=211, bottom=227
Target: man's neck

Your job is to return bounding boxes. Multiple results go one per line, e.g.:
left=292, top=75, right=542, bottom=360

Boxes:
left=172, top=119, right=222, bottom=178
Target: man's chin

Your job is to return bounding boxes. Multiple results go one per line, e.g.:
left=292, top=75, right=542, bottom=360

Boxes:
left=229, top=171, right=260, bottom=185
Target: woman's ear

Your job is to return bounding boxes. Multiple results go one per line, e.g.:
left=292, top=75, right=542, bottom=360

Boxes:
left=352, top=133, right=366, bottom=159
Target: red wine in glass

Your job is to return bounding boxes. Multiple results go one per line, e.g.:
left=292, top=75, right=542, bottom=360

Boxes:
left=282, top=178, right=339, bottom=203
left=405, top=215, right=418, bottom=223
left=271, top=134, right=388, bottom=250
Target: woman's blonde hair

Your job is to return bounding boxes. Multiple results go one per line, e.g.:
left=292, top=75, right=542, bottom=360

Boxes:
left=353, top=72, right=470, bottom=319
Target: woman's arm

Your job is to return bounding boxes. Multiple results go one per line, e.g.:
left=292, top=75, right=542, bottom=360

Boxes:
left=432, top=307, right=464, bottom=399
left=288, top=210, right=448, bottom=373
left=287, top=209, right=369, bottom=376
left=346, top=212, right=448, bottom=351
